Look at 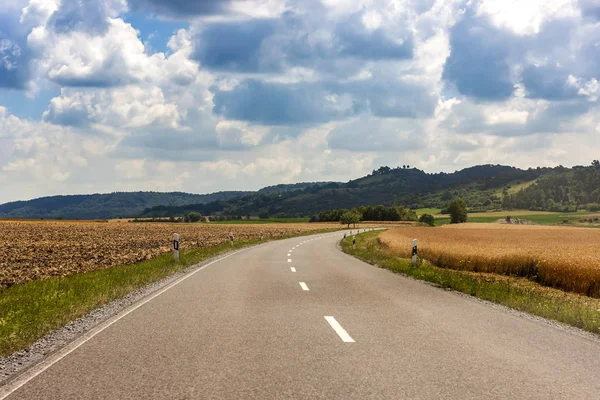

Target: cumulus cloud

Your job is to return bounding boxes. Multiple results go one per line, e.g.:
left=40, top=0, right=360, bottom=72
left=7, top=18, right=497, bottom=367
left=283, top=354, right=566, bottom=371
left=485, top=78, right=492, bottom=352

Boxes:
left=443, top=13, right=518, bottom=100
left=2, top=0, right=600, bottom=203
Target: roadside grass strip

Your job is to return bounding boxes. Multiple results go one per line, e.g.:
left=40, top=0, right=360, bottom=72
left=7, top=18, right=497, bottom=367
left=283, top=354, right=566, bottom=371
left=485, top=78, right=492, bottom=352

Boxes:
left=342, top=231, right=600, bottom=336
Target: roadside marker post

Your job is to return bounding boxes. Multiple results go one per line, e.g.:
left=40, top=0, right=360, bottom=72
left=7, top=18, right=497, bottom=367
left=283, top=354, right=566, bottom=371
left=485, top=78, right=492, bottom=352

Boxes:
left=412, top=239, right=418, bottom=266
left=229, top=232, right=234, bottom=247
left=173, top=233, right=180, bottom=263
left=352, top=236, right=356, bottom=249
left=260, top=231, right=263, bottom=242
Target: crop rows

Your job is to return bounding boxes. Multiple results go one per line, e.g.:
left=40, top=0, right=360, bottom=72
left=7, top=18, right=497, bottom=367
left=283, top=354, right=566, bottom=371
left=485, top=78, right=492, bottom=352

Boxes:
left=380, top=223, right=600, bottom=298
left=0, top=221, right=338, bottom=289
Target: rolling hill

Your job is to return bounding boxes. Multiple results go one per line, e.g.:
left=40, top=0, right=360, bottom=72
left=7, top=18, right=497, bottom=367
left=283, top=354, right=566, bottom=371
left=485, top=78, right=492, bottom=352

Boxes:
left=4, top=162, right=599, bottom=220
left=0, top=191, right=249, bottom=220
left=139, top=165, right=564, bottom=218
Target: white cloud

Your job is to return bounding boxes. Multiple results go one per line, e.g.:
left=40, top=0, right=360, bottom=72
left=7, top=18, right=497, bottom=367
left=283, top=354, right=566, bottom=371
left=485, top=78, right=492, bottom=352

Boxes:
left=1, top=0, right=600, bottom=204
left=478, top=0, right=579, bottom=35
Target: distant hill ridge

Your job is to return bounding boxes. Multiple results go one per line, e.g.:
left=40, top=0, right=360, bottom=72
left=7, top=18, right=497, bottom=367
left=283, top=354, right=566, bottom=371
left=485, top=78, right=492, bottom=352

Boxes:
left=0, top=191, right=249, bottom=220
left=3, top=163, right=599, bottom=220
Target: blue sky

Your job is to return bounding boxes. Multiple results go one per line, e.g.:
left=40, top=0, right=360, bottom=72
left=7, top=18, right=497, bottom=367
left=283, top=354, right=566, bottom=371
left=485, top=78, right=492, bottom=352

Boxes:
left=1, top=0, right=599, bottom=203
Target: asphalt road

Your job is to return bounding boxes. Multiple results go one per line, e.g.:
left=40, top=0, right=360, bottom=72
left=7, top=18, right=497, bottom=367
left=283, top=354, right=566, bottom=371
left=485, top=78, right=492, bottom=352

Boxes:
left=2, top=231, right=600, bottom=399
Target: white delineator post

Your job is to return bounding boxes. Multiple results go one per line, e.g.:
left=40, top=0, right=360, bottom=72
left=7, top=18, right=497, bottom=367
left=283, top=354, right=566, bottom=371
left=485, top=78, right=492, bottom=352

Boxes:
left=173, top=233, right=180, bottom=263
left=229, top=232, right=234, bottom=247
left=412, top=238, right=418, bottom=266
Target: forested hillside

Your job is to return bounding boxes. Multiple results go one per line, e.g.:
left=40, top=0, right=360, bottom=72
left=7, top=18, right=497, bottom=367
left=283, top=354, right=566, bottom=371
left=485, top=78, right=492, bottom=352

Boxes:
left=4, top=163, right=598, bottom=220
left=140, top=164, right=572, bottom=218
left=505, top=162, right=600, bottom=211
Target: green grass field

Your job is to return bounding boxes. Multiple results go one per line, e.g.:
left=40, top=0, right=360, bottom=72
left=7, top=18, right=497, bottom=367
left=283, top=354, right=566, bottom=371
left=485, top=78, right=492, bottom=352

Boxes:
left=413, top=208, right=441, bottom=216
left=434, top=210, right=596, bottom=226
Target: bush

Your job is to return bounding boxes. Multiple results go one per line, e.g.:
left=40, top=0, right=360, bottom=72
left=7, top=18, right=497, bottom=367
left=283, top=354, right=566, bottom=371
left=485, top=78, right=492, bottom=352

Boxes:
left=419, top=214, right=435, bottom=226
left=186, top=212, right=203, bottom=223
left=447, top=198, right=468, bottom=224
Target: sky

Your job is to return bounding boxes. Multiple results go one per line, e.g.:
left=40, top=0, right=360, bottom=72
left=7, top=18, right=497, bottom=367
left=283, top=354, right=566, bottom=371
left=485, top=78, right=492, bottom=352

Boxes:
left=1, top=0, right=599, bottom=203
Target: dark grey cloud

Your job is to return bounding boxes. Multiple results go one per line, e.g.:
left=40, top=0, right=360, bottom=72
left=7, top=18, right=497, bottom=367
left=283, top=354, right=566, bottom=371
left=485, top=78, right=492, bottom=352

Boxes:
left=334, top=13, right=413, bottom=61
left=192, top=10, right=414, bottom=74
left=127, top=0, right=230, bottom=17
left=192, top=19, right=279, bottom=73
left=211, top=80, right=362, bottom=125
left=521, top=65, right=578, bottom=100
left=443, top=14, right=517, bottom=101
left=211, top=78, right=435, bottom=125
left=340, top=80, right=436, bottom=119
left=580, top=0, right=600, bottom=20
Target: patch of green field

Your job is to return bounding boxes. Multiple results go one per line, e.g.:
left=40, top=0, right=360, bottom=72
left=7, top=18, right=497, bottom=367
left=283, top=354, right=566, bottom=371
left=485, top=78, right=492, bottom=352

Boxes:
left=493, top=179, right=538, bottom=197
left=342, top=231, right=600, bottom=336
left=413, top=208, right=441, bottom=216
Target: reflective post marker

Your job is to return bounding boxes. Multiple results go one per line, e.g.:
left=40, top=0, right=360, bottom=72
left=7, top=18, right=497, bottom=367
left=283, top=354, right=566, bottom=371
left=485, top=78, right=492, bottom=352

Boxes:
left=260, top=231, right=263, bottom=242
left=352, top=235, right=356, bottom=249
left=412, top=239, right=418, bottom=266
left=229, top=232, right=234, bottom=247
left=173, top=233, right=180, bottom=263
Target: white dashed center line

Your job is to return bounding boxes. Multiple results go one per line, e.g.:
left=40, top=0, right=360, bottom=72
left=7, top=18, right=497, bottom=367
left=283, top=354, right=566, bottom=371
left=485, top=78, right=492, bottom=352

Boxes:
left=287, top=253, right=291, bottom=257
left=290, top=267, right=296, bottom=272
left=299, top=282, right=309, bottom=291
left=288, top=259, right=292, bottom=263
left=324, top=316, right=354, bottom=343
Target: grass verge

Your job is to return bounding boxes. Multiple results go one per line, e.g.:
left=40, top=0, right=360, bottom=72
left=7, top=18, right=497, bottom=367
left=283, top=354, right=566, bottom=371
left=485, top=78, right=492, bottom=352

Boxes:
left=0, top=230, right=332, bottom=356
left=342, top=231, right=600, bottom=336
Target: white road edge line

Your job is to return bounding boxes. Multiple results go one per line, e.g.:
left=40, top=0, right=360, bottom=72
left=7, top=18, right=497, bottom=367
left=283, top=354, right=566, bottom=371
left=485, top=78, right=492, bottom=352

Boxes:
left=290, top=267, right=296, bottom=272
left=0, top=247, right=251, bottom=400
left=324, top=316, right=355, bottom=343
left=299, top=282, right=309, bottom=291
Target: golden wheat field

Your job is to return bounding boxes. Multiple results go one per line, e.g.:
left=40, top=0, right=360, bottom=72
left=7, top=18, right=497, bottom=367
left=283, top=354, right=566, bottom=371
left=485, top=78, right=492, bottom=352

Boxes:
left=380, top=224, right=600, bottom=297
left=0, top=220, right=340, bottom=288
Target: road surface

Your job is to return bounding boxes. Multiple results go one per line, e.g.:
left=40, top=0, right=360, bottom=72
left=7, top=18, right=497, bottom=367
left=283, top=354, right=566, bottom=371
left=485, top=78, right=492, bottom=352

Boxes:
left=2, top=231, right=600, bottom=399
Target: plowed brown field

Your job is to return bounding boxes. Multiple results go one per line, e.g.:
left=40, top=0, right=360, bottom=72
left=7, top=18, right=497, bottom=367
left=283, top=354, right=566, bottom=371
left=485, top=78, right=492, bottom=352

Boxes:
left=0, top=220, right=340, bottom=288
left=380, top=224, right=600, bottom=297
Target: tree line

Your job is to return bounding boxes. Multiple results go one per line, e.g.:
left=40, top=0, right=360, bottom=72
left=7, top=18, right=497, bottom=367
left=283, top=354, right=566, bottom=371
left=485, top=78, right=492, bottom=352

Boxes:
left=310, top=205, right=417, bottom=223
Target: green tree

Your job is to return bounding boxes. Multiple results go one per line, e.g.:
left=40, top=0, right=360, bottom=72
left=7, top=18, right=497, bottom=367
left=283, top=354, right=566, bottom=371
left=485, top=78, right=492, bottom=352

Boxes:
left=186, top=212, right=203, bottom=222
left=447, top=198, right=468, bottom=224
left=340, top=210, right=361, bottom=228
left=418, top=214, right=435, bottom=226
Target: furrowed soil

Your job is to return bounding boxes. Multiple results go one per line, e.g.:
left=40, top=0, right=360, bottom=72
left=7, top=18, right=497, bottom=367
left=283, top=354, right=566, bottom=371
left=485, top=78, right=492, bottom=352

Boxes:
left=0, top=220, right=342, bottom=289
left=380, top=223, right=600, bottom=298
